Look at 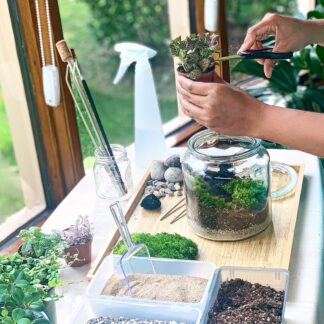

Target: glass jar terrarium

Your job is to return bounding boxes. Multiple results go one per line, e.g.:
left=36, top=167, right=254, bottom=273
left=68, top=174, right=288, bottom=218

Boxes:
left=93, top=144, right=133, bottom=200
left=182, top=130, right=271, bottom=241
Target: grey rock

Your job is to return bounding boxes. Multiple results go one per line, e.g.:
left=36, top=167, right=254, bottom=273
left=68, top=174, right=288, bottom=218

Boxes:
left=151, top=161, right=167, bottom=181
left=167, top=183, right=175, bottom=191
left=174, top=182, right=182, bottom=191
left=164, top=167, right=183, bottom=183
left=176, top=190, right=183, bottom=196
left=159, top=188, right=166, bottom=197
left=164, top=154, right=181, bottom=168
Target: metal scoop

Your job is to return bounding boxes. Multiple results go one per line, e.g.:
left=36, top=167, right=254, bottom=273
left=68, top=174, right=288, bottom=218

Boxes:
left=109, top=201, right=155, bottom=295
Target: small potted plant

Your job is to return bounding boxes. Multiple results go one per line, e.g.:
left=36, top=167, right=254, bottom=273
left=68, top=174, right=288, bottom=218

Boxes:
left=59, top=215, right=93, bottom=267
left=169, top=33, right=220, bottom=81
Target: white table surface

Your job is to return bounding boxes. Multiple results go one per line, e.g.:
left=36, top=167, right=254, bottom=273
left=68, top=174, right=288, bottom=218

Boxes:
left=42, top=148, right=324, bottom=324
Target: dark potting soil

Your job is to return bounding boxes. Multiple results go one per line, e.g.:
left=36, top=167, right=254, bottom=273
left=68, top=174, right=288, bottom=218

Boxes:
left=208, top=279, right=285, bottom=324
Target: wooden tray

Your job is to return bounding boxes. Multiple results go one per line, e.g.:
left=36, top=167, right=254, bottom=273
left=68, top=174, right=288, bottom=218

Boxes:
left=88, top=164, right=304, bottom=280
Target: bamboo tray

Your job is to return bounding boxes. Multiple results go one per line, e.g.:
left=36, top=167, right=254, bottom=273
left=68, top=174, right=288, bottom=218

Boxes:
left=88, top=164, right=304, bottom=280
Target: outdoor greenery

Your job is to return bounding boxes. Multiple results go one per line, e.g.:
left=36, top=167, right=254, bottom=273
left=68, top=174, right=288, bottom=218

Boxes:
left=59, top=0, right=177, bottom=160
left=194, top=176, right=267, bottom=210
left=113, top=232, right=198, bottom=260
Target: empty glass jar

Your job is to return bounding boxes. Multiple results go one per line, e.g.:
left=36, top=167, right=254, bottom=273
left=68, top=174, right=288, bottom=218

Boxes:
left=182, top=130, right=271, bottom=241
left=93, top=145, right=133, bottom=200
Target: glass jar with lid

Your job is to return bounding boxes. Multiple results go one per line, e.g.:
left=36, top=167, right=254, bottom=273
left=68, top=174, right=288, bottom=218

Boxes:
left=93, top=144, right=133, bottom=200
left=182, top=130, right=271, bottom=241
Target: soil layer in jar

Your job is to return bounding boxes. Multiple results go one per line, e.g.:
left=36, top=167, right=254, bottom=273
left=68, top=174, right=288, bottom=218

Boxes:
left=208, top=278, right=285, bottom=324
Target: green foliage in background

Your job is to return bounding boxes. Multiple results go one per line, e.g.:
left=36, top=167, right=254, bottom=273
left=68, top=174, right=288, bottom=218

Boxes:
left=113, top=232, right=198, bottom=260
left=227, top=0, right=297, bottom=27
left=81, top=0, right=170, bottom=65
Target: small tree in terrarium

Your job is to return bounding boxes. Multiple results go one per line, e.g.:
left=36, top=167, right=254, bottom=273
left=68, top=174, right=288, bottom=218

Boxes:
left=169, top=33, right=220, bottom=81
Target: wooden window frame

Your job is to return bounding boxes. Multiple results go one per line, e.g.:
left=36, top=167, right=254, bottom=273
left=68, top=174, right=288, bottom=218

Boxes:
left=0, top=0, right=84, bottom=244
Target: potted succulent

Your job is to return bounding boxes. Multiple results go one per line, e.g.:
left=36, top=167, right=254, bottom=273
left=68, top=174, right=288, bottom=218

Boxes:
left=169, top=33, right=220, bottom=81
left=58, top=215, right=93, bottom=267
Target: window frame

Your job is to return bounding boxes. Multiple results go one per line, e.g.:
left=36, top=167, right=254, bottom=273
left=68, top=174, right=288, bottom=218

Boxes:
left=0, top=0, right=84, bottom=244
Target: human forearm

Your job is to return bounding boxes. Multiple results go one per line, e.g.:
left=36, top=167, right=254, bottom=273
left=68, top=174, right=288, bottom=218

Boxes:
left=256, top=103, right=324, bottom=157
left=305, top=19, right=324, bottom=46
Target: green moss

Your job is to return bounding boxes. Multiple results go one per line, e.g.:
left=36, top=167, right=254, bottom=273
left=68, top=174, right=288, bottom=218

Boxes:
left=112, top=232, right=198, bottom=260
left=193, top=176, right=267, bottom=210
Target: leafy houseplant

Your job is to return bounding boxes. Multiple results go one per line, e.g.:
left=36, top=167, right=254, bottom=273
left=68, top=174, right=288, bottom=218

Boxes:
left=0, top=227, right=65, bottom=324
left=58, top=216, right=93, bottom=267
left=113, top=232, right=198, bottom=260
left=169, top=33, right=220, bottom=81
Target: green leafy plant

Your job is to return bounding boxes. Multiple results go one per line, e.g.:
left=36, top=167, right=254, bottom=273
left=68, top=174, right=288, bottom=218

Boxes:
left=18, top=227, right=64, bottom=259
left=194, top=176, right=267, bottom=210
left=169, top=33, right=219, bottom=80
left=113, top=232, right=198, bottom=260
left=0, top=253, right=57, bottom=324
left=232, top=4, right=324, bottom=113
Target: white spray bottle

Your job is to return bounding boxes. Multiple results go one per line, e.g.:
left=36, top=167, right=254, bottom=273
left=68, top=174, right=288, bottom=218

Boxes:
left=113, top=42, right=167, bottom=167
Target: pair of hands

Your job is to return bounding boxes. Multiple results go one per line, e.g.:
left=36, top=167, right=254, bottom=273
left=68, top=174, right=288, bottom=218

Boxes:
left=177, top=13, right=322, bottom=138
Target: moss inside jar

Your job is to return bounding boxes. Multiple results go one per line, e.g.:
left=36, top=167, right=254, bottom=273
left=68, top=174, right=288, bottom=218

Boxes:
left=182, top=131, right=272, bottom=241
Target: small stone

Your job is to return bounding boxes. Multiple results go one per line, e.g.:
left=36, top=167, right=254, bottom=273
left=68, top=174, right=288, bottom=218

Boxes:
left=150, top=162, right=167, bottom=181
left=176, top=190, right=183, bottom=196
left=164, top=167, right=183, bottom=183
left=140, top=194, right=161, bottom=210
left=164, top=154, right=181, bottom=168
left=167, top=183, right=175, bottom=191
left=159, top=188, right=166, bottom=197
left=174, top=182, right=181, bottom=191
left=165, top=189, right=174, bottom=196
left=153, top=190, right=161, bottom=198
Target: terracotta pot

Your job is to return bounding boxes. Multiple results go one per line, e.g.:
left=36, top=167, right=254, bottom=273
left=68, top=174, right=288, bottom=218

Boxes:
left=64, top=239, right=92, bottom=267
left=177, top=66, right=215, bottom=82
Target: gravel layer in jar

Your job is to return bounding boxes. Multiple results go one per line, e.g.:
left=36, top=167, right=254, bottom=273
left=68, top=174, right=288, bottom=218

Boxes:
left=208, top=278, right=285, bottom=324
left=185, top=173, right=271, bottom=241
left=86, top=317, right=183, bottom=324
left=102, top=273, right=207, bottom=303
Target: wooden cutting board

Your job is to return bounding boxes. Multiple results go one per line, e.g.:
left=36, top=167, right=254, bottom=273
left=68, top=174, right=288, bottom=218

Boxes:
left=88, top=164, right=304, bottom=280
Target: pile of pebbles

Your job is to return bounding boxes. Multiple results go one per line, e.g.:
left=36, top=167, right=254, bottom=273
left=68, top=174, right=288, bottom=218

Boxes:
left=145, top=154, right=183, bottom=199
left=86, top=317, right=182, bottom=324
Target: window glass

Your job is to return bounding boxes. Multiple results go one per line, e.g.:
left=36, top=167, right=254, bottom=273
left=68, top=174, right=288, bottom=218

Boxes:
left=59, top=0, right=177, bottom=162
left=0, top=86, right=24, bottom=223
left=226, top=0, right=298, bottom=84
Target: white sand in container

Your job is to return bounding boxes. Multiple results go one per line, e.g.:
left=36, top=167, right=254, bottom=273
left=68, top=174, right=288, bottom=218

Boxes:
left=102, top=273, right=208, bottom=303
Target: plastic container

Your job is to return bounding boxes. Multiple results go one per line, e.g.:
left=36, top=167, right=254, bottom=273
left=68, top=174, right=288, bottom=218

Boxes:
left=69, top=298, right=202, bottom=324
left=87, top=255, right=217, bottom=314
left=201, top=266, right=290, bottom=324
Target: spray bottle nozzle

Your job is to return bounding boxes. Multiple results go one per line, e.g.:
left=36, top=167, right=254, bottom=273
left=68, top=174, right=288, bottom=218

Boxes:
left=113, top=42, right=157, bottom=85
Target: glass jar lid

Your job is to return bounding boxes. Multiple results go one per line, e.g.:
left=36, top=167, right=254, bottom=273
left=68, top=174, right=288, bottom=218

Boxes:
left=188, top=130, right=261, bottom=162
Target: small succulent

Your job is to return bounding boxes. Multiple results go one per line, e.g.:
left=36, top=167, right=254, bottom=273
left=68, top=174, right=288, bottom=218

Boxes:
left=169, top=33, right=220, bottom=80
left=58, top=215, right=93, bottom=247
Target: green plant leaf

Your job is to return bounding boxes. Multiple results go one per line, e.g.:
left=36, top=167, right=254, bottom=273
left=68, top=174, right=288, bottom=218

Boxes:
left=316, top=45, right=324, bottom=63
left=2, top=318, right=14, bottom=324
left=269, top=61, right=298, bottom=94
left=32, top=320, right=51, bottom=324
left=12, top=309, right=26, bottom=322
left=307, top=10, right=324, bottom=19
left=15, top=280, right=29, bottom=289
left=17, top=319, right=32, bottom=324
left=232, top=59, right=265, bottom=78
left=1, top=308, right=9, bottom=317
left=304, top=46, right=324, bottom=79
left=29, top=301, right=44, bottom=312
left=12, top=287, right=24, bottom=304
